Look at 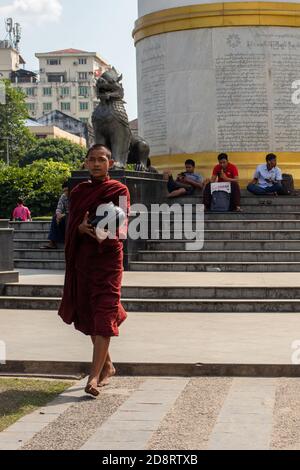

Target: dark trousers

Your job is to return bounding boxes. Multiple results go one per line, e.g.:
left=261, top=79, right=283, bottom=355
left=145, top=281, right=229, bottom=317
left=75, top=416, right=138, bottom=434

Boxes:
left=203, top=182, right=241, bottom=210
left=48, top=215, right=66, bottom=243
left=167, top=176, right=195, bottom=196
left=247, top=183, right=282, bottom=195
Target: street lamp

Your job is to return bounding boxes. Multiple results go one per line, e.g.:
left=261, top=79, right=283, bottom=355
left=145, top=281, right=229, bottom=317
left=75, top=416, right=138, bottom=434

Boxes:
left=0, top=137, right=10, bottom=165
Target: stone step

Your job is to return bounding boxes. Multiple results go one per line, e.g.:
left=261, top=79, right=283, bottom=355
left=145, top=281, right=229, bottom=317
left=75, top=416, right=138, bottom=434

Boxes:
left=13, top=230, right=49, bottom=240
left=138, top=250, right=300, bottom=262
left=161, top=230, right=300, bottom=240
left=2, top=284, right=300, bottom=300
left=130, top=261, right=300, bottom=272
left=156, top=210, right=300, bottom=220
left=14, top=249, right=65, bottom=261
left=160, top=195, right=300, bottom=205
left=13, top=240, right=64, bottom=249
left=17, top=239, right=300, bottom=252
left=1, top=296, right=300, bottom=312
left=14, top=259, right=66, bottom=270
left=146, top=240, right=300, bottom=251
left=10, top=222, right=51, bottom=231
left=203, top=212, right=300, bottom=220
left=160, top=220, right=300, bottom=230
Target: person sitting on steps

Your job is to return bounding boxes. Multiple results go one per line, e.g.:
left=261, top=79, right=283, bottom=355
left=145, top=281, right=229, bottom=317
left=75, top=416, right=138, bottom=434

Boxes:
left=41, top=182, right=69, bottom=250
left=203, top=153, right=241, bottom=212
left=247, top=154, right=283, bottom=196
left=164, top=159, right=204, bottom=199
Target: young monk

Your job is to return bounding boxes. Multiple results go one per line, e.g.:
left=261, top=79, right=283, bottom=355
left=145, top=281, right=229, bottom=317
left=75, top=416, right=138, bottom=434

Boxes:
left=58, top=144, right=130, bottom=397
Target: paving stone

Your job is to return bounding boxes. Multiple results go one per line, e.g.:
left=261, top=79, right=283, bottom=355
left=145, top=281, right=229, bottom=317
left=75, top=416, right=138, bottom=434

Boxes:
left=81, top=378, right=188, bottom=450
left=208, top=378, right=276, bottom=450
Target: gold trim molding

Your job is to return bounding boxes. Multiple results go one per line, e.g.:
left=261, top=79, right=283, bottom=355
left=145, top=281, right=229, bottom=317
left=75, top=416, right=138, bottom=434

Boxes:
left=133, top=2, right=300, bottom=43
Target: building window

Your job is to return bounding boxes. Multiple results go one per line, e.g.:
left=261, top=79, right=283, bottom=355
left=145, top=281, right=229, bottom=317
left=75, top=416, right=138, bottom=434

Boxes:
left=80, top=117, right=89, bottom=123
left=61, top=102, right=71, bottom=111
left=26, top=88, right=36, bottom=97
left=43, top=103, right=52, bottom=112
left=47, top=59, right=61, bottom=65
left=79, top=86, right=88, bottom=97
left=78, top=72, right=88, bottom=81
left=61, top=87, right=70, bottom=96
left=79, top=58, right=87, bottom=65
left=26, top=103, right=35, bottom=111
left=48, top=74, right=65, bottom=83
left=79, top=102, right=89, bottom=111
left=43, top=87, right=52, bottom=96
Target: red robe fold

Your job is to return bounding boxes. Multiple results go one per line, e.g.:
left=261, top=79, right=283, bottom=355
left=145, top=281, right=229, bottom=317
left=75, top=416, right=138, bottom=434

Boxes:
left=58, top=176, right=130, bottom=337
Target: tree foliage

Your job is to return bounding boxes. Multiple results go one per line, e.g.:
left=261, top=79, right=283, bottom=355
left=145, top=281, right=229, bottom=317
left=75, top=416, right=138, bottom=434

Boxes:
left=0, top=79, right=35, bottom=164
left=0, top=160, right=72, bottom=218
left=20, top=137, right=87, bottom=168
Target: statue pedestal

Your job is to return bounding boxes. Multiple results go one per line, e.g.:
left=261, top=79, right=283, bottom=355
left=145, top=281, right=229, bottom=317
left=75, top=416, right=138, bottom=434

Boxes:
left=70, top=169, right=167, bottom=205
left=69, top=170, right=168, bottom=270
left=0, top=220, right=19, bottom=284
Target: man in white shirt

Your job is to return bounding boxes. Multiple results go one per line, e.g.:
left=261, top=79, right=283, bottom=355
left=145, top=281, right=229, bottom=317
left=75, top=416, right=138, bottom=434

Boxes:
left=247, top=154, right=282, bottom=195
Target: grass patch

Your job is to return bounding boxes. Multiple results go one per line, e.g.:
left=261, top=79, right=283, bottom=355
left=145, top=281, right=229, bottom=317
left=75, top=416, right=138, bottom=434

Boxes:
left=32, top=217, right=52, bottom=221
left=0, top=378, right=74, bottom=432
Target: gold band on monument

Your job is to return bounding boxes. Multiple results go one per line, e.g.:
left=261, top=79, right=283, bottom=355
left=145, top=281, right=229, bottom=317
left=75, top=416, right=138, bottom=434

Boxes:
left=133, top=2, right=300, bottom=43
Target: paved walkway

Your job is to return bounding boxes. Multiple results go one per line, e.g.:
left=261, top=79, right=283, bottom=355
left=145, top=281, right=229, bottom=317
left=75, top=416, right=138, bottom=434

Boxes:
left=1, top=269, right=300, bottom=365
left=1, top=309, right=300, bottom=364
left=16, top=269, right=300, bottom=287
left=1, top=376, right=300, bottom=450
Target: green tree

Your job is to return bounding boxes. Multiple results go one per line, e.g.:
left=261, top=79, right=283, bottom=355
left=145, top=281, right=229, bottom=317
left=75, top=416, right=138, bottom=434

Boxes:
left=0, top=160, right=72, bottom=218
left=0, top=79, right=35, bottom=165
left=20, top=137, right=87, bottom=168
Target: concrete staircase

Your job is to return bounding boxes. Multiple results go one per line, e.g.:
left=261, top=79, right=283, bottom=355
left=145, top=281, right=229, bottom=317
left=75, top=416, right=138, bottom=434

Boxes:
left=9, top=193, right=300, bottom=272
left=130, top=192, right=300, bottom=272
left=1, top=282, right=300, bottom=313
left=10, top=221, right=65, bottom=270
left=1, top=191, right=299, bottom=317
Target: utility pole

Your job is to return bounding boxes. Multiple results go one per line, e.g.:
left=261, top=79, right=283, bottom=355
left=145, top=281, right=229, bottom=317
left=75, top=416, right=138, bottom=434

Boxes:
left=0, top=137, right=10, bottom=165
left=6, top=137, right=9, bottom=165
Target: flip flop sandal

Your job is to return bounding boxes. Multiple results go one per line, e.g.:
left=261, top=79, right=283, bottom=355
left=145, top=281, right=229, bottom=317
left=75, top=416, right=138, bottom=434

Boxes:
left=85, top=384, right=100, bottom=397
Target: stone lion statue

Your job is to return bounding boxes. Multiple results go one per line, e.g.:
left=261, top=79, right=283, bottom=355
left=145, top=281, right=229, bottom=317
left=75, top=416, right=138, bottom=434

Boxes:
left=92, top=68, right=150, bottom=169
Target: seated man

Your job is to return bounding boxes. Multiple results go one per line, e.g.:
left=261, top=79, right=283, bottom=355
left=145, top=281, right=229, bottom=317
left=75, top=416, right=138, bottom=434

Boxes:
left=203, top=153, right=241, bottom=211
left=41, top=182, right=69, bottom=250
left=247, top=154, right=282, bottom=196
left=164, top=159, right=204, bottom=198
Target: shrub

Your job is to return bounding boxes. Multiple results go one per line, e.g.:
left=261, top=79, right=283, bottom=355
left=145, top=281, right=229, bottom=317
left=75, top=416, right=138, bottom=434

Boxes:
left=0, top=160, right=72, bottom=218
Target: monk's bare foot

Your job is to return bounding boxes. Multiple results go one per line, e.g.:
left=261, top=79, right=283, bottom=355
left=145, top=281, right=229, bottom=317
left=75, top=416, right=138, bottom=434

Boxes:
left=98, top=365, right=116, bottom=388
left=85, top=378, right=99, bottom=397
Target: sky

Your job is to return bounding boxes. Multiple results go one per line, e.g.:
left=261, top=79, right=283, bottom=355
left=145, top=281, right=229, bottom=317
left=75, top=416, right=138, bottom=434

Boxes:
left=0, top=0, right=138, bottom=119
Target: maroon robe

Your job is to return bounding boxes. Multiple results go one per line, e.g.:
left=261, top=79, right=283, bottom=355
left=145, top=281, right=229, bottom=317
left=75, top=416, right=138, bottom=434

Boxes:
left=58, top=176, right=130, bottom=337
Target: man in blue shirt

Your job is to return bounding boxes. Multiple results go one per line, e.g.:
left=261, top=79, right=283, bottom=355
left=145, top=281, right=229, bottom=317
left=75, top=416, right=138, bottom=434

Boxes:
left=247, top=154, right=282, bottom=195
left=164, top=159, right=204, bottom=198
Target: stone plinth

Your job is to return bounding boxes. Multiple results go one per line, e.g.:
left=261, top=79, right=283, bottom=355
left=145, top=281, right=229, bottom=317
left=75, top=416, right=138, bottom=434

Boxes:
left=69, top=170, right=168, bottom=270
left=70, top=169, right=167, bottom=206
left=0, top=220, right=19, bottom=283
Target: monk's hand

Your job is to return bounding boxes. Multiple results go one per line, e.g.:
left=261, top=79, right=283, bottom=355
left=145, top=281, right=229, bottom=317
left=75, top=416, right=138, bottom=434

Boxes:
left=78, top=212, right=97, bottom=239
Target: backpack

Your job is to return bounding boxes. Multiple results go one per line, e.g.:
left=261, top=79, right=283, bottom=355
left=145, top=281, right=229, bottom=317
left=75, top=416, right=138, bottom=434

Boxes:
left=280, top=174, right=294, bottom=196
left=210, top=191, right=231, bottom=212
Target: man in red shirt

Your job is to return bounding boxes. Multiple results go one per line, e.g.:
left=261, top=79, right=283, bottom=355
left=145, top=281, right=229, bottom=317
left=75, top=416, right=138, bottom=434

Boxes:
left=203, top=153, right=241, bottom=211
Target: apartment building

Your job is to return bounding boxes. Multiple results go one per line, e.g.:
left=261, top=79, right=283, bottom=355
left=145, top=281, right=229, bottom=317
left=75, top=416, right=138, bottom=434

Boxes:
left=31, top=49, right=110, bottom=123
left=0, top=43, right=110, bottom=124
